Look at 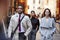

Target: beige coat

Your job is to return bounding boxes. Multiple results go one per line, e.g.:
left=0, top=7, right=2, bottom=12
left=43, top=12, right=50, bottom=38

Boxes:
left=8, top=13, right=32, bottom=40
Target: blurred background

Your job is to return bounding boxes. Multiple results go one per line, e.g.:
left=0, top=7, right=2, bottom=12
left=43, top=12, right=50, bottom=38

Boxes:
left=0, top=0, right=60, bottom=20
left=0, top=0, right=60, bottom=40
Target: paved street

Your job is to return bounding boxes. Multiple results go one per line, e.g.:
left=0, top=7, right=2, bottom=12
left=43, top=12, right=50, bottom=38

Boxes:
left=36, top=31, right=40, bottom=40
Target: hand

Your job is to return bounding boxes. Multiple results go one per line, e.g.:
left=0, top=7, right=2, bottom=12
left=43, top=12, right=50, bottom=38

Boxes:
left=7, top=38, right=12, bottom=40
left=23, top=34, right=26, bottom=39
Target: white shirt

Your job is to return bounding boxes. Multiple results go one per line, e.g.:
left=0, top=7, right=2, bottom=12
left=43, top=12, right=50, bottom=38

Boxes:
left=19, top=13, right=25, bottom=33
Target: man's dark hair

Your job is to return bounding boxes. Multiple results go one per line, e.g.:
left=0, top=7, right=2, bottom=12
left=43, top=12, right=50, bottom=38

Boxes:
left=18, top=4, right=25, bottom=10
left=18, top=4, right=25, bottom=13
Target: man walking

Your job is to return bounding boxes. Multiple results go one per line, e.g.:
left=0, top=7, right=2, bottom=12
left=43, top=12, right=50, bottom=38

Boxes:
left=8, top=4, right=32, bottom=40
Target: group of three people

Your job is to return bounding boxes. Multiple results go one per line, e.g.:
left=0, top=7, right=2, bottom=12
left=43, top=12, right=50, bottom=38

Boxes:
left=8, top=4, right=56, bottom=40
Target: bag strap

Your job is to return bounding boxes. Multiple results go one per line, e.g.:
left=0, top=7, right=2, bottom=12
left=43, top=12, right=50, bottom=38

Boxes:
left=11, top=15, right=25, bottom=39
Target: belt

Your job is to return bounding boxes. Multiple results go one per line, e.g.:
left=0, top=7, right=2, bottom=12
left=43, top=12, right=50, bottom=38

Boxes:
left=19, top=32, right=25, bottom=34
left=41, top=27, right=52, bottom=29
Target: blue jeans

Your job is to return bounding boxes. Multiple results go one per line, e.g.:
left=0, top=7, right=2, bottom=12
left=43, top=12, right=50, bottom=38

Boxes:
left=28, top=29, right=37, bottom=40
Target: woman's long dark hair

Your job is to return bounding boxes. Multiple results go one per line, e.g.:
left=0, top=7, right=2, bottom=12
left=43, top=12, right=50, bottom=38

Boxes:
left=31, top=10, right=36, bottom=17
left=42, top=8, right=51, bottom=18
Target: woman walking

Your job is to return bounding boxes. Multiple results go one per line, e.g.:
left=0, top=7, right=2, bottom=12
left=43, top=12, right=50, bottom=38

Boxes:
left=39, top=8, right=56, bottom=40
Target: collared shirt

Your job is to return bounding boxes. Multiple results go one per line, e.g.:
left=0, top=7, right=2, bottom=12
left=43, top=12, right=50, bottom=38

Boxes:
left=18, top=13, right=25, bottom=33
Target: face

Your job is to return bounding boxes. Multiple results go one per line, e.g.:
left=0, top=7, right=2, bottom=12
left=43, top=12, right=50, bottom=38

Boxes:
left=31, top=12, right=35, bottom=17
left=45, top=10, right=50, bottom=17
left=17, top=6, right=23, bottom=14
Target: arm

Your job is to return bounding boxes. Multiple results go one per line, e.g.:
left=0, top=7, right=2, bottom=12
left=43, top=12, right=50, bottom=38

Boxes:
left=52, top=18, right=56, bottom=33
left=39, top=18, right=43, bottom=33
left=36, top=19, right=40, bottom=31
left=24, top=16, right=32, bottom=36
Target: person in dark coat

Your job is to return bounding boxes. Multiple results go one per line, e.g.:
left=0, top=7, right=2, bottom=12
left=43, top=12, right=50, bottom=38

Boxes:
left=28, top=10, right=39, bottom=40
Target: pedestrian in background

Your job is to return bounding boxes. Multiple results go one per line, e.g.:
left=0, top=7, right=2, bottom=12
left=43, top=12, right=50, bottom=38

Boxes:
left=28, top=10, right=39, bottom=40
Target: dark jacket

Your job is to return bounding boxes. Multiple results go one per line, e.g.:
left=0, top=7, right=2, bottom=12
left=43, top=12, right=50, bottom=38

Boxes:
left=31, top=17, right=39, bottom=30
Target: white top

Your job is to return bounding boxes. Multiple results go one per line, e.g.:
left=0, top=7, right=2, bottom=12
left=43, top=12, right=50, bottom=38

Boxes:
left=40, top=17, right=55, bottom=28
